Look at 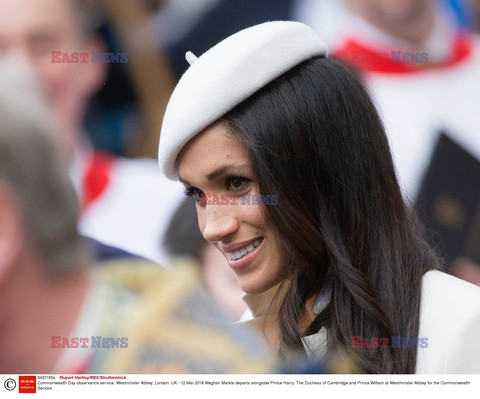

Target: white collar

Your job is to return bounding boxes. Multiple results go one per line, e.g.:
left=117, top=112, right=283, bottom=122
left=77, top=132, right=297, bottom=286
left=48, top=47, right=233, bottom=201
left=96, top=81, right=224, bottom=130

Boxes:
left=348, top=7, right=457, bottom=63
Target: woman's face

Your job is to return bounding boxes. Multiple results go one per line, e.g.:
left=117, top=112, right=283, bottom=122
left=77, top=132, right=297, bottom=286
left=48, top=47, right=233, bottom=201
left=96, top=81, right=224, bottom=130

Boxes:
left=177, top=122, right=285, bottom=295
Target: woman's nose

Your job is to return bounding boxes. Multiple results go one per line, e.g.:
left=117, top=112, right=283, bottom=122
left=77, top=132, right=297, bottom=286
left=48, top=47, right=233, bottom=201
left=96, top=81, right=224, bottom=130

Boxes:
left=201, top=204, right=239, bottom=243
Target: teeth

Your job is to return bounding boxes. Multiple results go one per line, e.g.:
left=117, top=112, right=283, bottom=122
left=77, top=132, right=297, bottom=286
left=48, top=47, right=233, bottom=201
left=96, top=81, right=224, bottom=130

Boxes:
left=227, top=239, right=262, bottom=261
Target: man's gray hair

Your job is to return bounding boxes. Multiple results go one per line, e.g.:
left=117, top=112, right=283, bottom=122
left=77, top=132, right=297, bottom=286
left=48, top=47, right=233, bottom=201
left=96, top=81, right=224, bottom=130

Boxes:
left=0, top=61, right=86, bottom=275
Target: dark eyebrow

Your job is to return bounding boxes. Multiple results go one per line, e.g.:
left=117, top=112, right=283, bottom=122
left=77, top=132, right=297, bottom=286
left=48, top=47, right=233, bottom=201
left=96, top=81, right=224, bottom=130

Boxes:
left=179, top=164, right=250, bottom=186
left=206, top=164, right=250, bottom=181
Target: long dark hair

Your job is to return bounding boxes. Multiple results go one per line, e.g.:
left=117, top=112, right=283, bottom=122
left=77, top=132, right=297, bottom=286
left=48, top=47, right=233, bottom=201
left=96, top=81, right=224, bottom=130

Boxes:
left=223, top=56, right=440, bottom=373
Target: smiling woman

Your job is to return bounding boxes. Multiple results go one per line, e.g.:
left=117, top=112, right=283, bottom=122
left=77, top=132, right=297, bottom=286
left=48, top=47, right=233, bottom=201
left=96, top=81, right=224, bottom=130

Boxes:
left=177, top=122, right=286, bottom=295
left=157, top=21, right=480, bottom=374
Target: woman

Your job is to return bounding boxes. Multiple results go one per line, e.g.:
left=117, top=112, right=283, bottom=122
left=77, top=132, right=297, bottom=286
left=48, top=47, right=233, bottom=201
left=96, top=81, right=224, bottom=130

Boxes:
left=158, top=21, right=480, bottom=373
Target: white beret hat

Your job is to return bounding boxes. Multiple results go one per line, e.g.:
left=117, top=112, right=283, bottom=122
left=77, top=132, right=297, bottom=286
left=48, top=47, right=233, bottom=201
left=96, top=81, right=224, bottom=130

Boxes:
left=158, top=21, right=328, bottom=180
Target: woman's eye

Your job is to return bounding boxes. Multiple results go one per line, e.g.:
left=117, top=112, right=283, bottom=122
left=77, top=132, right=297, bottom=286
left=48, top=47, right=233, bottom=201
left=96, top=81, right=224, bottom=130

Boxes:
left=225, top=176, right=251, bottom=192
left=184, top=187, right=204, bottom=203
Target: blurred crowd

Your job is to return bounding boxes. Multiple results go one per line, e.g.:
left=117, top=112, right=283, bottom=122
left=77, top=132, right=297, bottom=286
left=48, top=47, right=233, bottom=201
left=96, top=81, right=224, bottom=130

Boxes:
left=0, top=0, right=479, bottom=373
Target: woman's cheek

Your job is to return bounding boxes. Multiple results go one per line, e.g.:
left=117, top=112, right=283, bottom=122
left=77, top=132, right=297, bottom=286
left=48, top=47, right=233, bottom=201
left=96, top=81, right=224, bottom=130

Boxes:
left=196, top=207, right=207, bottom=237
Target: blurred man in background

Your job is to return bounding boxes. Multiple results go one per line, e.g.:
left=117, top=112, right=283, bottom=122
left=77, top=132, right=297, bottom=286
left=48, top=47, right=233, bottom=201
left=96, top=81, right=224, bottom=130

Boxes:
left=334, top=0, right=480, bottom=195
left=333, top=0, right=480, bottom=278
left=0, top=0, right=184, bottom=263
left=0, top=63, right=91, bottom=372
left=0, top=66, right=273, bottom=374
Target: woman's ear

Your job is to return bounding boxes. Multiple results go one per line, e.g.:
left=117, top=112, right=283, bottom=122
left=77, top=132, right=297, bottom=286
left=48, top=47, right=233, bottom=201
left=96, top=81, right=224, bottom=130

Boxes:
left=0, top=182, right=24, bottom=284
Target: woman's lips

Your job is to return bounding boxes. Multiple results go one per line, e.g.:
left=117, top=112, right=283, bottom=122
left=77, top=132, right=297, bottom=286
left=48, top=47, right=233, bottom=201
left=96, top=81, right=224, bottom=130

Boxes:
left=225, top=238, right=264, bottom=270
left=221, top=237, right=262, bottom=253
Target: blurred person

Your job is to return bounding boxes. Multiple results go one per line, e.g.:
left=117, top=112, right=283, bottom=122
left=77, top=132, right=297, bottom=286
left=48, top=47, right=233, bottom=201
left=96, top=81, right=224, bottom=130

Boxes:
left=333, top=0, right=480, bottom=200
left=0, top=0, right=184, bottom=263
left=164, top=0, right=465, bottom=79
left=164, top=198, right=247, bottom=320
left=0, top=63, right=90, bottom=373
left=0, top=66, right=273, bottom=374
left=158, top=21, right=480, bottom=373
left=332, top=0, right=480, bottom=280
